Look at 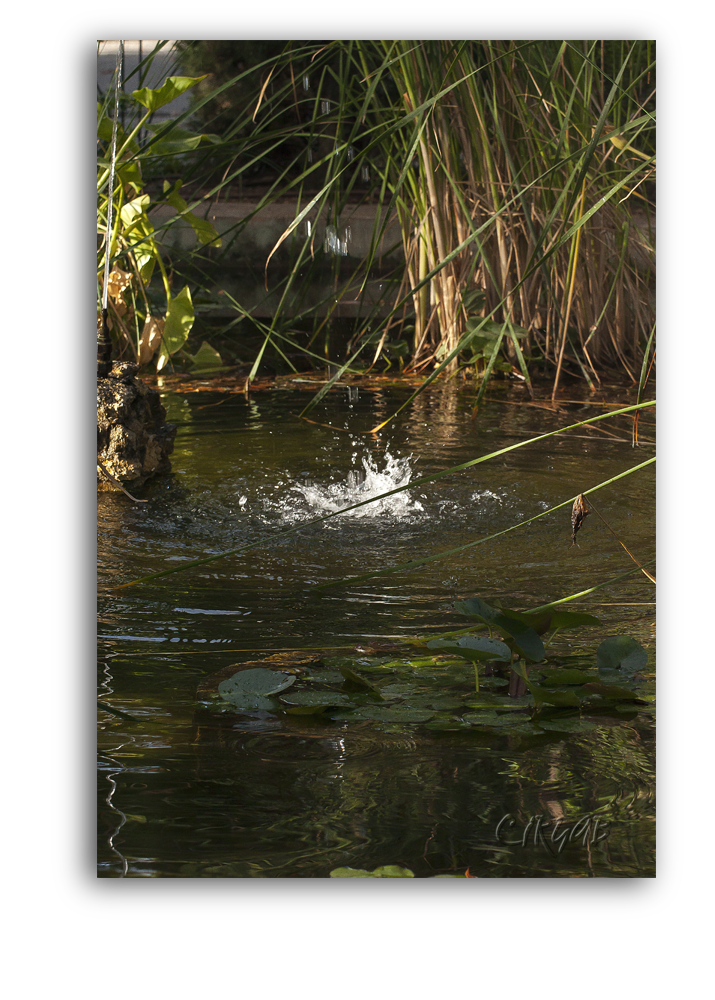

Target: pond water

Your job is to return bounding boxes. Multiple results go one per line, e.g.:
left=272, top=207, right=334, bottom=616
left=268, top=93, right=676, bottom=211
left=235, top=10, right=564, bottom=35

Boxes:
left=97, top=378, right=655, bottom=877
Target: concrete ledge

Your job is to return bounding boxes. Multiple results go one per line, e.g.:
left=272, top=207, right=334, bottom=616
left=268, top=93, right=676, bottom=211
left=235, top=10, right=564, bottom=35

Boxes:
left=150, top=199, right=404, bottom=263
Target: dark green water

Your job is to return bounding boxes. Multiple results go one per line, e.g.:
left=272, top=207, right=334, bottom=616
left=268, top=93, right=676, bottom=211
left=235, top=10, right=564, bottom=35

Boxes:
left=97, top=380, right=655, bottom=877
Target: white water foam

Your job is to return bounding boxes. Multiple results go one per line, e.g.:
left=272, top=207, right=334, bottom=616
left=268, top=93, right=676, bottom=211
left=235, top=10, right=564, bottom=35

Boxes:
left=291, top=451, right=424, bottom=522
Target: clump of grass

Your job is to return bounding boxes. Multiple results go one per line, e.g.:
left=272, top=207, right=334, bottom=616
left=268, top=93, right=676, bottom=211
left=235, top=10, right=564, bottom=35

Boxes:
left=341, top=40, right=655, bottom=397
left=157, top=40, right=655, bottom=398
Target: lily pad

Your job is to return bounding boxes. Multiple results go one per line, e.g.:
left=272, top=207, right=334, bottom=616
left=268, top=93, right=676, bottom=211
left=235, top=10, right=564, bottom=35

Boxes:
left=337, top=665, right=382, bottom=693
left=330, top=706, right=435, bottom=723
left=218, top=668, right=296, bottom=709
left=279, top=691, right=352, bottom=708
left=330, top=865, right=415, bottom=878
left=426, top=635, right=511, bottom=662
left=596, top=637, right=648, bottom=679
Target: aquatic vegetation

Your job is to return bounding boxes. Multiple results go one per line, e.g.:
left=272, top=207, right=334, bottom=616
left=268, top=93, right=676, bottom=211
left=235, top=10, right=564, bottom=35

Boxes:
left=198, top=591, right=652, bottom=737
left=329, top=865, right=472, bottom=877
left=97, top=43, right=223, bottom=369
left=98, top=39, right=655, bottom=449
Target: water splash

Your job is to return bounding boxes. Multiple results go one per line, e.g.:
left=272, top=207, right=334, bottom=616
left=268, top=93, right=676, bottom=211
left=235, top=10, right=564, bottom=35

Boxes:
left=291, top=451, right=424, bottom=522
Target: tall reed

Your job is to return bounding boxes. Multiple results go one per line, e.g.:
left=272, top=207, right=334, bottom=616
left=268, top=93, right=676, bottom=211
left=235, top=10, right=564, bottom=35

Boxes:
left=341, top=40, right=655, bottom=395
left=166, top=40, right=655, bottom=396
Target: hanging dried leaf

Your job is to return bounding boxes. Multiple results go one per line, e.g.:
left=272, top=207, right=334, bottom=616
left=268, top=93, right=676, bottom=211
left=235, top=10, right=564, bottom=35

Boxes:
left=571, top=493, right=590, bottom=546
left=106, top=268, right=133, bottom=302
left=138, top=317, right=165, bottom=366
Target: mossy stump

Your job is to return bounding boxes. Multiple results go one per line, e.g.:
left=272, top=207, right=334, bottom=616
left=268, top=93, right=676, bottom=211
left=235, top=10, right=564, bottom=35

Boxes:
left=97, top=361, right=176, bottom=492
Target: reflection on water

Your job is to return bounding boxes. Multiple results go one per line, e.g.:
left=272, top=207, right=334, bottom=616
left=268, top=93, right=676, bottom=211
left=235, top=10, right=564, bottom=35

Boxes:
left=98, top=381, right=655, bottom=877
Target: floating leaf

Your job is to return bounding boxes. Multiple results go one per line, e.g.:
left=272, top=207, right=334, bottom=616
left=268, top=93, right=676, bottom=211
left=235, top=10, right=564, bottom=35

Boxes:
left=596, top=636, right=648, bottom=678
left=281, top=691, right=350, bottom=715
left=581, top=682, right=639, bottom=701
left=426, top=635, right=511, bottom=663
left=337, top=665, right=382, bottom=693
left=218, top=667, right=297, bottom=710
left=453, top=597, right=499, bottom=621
left=424, top=720, right=471, bottom=731
left=536, top=719, right=600, bottom=733
left=330, top=866, right=415, bottom=878
left=463, top=712, right=526, bottom=727
left=529, top=684, right=582, bottom=709
left=538, top=668, right=595, bottom=685
left=330, top=706, right=434, bottom=723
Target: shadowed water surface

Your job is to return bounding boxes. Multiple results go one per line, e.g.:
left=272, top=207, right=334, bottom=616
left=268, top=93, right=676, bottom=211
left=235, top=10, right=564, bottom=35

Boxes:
left=98, top=380, right=655, bottom=877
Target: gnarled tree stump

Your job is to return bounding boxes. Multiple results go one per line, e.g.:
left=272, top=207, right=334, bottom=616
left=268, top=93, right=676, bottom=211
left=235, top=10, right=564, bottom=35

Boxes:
left=97, top=361, right=176, bottom=492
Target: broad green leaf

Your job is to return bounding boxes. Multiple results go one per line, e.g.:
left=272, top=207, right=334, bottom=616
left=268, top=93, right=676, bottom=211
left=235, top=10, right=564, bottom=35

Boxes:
left=115, top=160, right=144, bottom=194
left=213, top=667, right=293, bottom=709
left=596, top=636, right=648, bottom=678
left=218, top=667, right=296, bottom=701
left=132, top=75, right=207, bottom=113
left=362, top=707, right=435, bottom=722
left=528, top=685, right=582, bottom=708
left=329, top=866, right=415, bottom=877
left=337, top=665, right=382, bottom=693
left=536, top=719, right=599, bottom=733
left=539, top=668, right=594, bottom=685
left=116, top=196, right=157, bottom=279
left=501, top=610, right=556, bottom=636
left=158, top=286, right=195, bottom=369
left=329, top=867, right=374, bottom=877
left=426, top=635, right=511, bottom=662
left=511, top=660, right=530, bottom=682
left=162, top=181, right=221, bottom=247
left=96, top=107, right=138, bottom=153
left=120, top=194, right=151, bottom=228
left=279, top=691, right=352, bottom=708
left=148, top=126, right=219, bottom=156
left=453, top=597, right=499, bottom=621
left=493, top=613, right=545, bottom=662
left=185, top=341, right=224, bottom=370
left=330, top=865, right=420, bottom=878
left=582, top=682, right=639, bottom=701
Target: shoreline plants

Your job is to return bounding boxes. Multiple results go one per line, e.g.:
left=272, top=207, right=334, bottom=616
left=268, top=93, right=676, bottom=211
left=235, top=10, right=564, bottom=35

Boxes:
left=98, top=40, right=655, bottom=403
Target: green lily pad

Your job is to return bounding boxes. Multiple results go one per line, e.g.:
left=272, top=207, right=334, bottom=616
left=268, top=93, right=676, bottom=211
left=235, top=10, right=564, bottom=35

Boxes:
left=426, top=635, right=511, bottom=662
left=330, top=865, right=415, bottom=878
left=596, top=637, right=648, bottom=678
left=330, top=706, right=435, bottom=723
left=279, top=691, right=352, bottom=708
left=462, top=712, right=526, bottom=727
left=539, top=668, right=595, bottom=685
left=338, top=665, right=382, bottom=693
left=536, top=719, right=599, bottom=733
left=218, top=668, right=296, bottom=709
